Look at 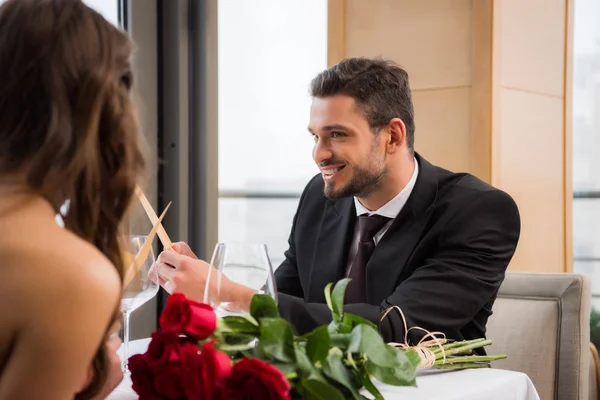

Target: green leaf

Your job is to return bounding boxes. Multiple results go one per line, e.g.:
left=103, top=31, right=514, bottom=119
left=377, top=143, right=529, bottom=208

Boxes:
left=214, top=342, right=255, bottom=353
left=250, top=294, right=280, bottom=320
left=301, top=379, right=345, bottom=400
left=360, top=370, right=384, bottom=400
left=404, top=349, right=422, bottom=368
left=269, top=361, right=298, bottom=376
left=322, top=349, right=362, bottom=400
left=348, top=324, right=407, bottom=368
left=324, top=282, right=334, bottom=312
left=329, top=319, right=352, bottom=335
left=305, top=326, right=331, bottom=363
left=259, top=318, right=296, bottom=363
left=295, top=346, right=327, bottom=382
left=331, top=313, right=377, bottom=335
left=342, top=313, right=377, bottom=331
left=328, top=320, right=342, bottom=334
left=221, top=315, right=259, bottom=333
left=241, top=345, right=266, bottom=360
left=330, top=279, right=351, bottom=322
left=220, top=332, right=257, bottom=346
left=365, top=360, right=417, bottom=387
left=329, top=333, right=352, bottom=349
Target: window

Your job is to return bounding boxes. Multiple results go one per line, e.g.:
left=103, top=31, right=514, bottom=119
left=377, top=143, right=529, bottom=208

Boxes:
left=217, top=0, right=327, bottom=266
left=84, top=0, right=120, bottom=26
left=572, top=0, right=600, bottom=308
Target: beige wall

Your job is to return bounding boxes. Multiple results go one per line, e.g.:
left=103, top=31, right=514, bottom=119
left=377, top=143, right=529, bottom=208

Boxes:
left=329, top=0, right=573, bottom=273
left=490, top=0, right=572, bottom=273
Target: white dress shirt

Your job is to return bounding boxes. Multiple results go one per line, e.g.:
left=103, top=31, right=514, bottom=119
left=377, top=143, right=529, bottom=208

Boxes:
left=345, top=157, right=419, bottom=275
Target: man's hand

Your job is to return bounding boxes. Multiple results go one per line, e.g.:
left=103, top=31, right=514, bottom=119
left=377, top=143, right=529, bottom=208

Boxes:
left=155, top=250, right=214, bottom=303
left=149, top=241, right=197, bottom=287
left=153, top=242, right=256, bottom=310
left=170, top=241, right=198, bottom=259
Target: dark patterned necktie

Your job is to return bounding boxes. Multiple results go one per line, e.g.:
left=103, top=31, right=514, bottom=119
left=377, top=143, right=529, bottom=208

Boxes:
left=345, top=214, right=391, bottom=303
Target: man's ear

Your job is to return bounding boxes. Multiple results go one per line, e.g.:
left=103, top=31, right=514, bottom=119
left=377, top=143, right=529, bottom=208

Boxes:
left=386, top=118, right=406, bottom=153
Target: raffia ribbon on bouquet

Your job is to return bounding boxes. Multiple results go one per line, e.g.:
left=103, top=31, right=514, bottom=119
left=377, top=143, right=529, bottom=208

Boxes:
left=380, top=305, right=448, bottom=369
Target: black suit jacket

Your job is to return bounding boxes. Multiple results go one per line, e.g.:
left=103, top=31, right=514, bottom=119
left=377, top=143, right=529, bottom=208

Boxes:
left=274, top=153, right=521, bottom=348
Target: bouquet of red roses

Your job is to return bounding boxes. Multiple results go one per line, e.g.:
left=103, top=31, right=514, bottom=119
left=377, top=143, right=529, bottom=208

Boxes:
left=129, top=279, right=417, bottom=400
left=129, top=279, right=504, bottom=400
left=128, top=294, right=291, bottom=400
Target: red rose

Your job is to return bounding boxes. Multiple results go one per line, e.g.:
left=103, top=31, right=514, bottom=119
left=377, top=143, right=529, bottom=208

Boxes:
left=128, top=354, right=162, bottom=400
left=217, top=358, right=291, bottom=400
left=160, top=293, right=217, bottom=339
left=145, top=331, right=198, bottom=368
left=130, top=332, right=201, bottom=399
left=181, top=341, right=233, bottom=400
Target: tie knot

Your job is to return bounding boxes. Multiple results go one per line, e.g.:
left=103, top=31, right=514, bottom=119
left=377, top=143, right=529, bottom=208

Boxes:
left=357, top=214, right=391, bottom=243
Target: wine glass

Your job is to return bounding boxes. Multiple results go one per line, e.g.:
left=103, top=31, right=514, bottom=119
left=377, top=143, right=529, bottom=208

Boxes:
left=120, top=235, right=159, bottom=373
left=204, top=242, right=277, bottom=317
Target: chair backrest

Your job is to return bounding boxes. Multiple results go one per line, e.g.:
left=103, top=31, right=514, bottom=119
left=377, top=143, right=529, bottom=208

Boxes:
left=589, top=343, right=600, bottom=400
left=486, top=272, right=591, bottom=400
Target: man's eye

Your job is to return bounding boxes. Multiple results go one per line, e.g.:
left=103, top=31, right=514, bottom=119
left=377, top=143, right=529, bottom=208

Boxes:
left=331, top=131, right=345, bottom=138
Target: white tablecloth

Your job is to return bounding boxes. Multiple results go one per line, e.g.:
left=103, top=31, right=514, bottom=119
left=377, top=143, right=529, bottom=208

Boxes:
left=108, top=338, right=540, bottom=400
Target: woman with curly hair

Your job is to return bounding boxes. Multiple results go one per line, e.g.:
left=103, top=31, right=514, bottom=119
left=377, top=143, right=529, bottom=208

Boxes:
left=0, top=0, right=146, bottom=398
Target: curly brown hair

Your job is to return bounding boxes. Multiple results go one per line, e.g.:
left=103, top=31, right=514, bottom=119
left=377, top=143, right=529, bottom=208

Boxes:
left=0, top=0, right=146, bottom=397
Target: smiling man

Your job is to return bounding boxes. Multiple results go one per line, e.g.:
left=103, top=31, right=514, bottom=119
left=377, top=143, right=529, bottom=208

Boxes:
left=154, top=57, right=521, bottom=348
left=271, top=57, right=521, bottom=346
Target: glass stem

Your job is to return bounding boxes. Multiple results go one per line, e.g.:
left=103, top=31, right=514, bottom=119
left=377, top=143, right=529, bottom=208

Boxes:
left=121, top=309, right=132, bottom=373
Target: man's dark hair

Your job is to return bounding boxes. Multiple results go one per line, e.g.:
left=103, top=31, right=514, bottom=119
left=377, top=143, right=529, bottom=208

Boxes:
left=310, top=57, right=415, bottom=153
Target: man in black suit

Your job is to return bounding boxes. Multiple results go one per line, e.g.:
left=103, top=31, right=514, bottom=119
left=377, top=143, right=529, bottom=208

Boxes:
left=154, top=57, right=521, bottom=346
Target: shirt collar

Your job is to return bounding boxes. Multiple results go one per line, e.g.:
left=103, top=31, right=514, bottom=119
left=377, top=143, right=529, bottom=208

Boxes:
left=354, top=157, right=419, bottom=218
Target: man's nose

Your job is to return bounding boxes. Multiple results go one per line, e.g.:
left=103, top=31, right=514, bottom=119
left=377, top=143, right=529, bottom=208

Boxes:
left=312, top=138, right=333, bottom=165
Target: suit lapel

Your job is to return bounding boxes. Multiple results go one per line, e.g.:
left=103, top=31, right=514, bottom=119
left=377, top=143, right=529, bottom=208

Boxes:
left=365, top=153, right=439, bottom=303
left=306, top=197, right=355, bottom=302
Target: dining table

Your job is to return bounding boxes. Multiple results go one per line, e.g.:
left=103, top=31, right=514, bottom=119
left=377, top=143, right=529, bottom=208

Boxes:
left=107, top=338, right=541, bottom=400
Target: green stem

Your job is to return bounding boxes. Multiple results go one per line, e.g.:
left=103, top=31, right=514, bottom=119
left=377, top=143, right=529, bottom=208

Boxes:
left=361, top=372, right=384, bottom=400
left=443, top=338, right=488, bottom=348
left=434, top=354, right=507, bottom=365
left=433, top=362, right=491, bottom=370
left=346, top=350, right=359, bottom=370
left=436, top=340, right=492, bottom=359
left=433, top=338, right=487, bottom=355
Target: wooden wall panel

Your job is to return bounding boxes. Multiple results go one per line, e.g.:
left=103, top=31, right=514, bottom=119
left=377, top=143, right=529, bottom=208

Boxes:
left=498, top=0, right=566, bottom=97
left=328, top=0, right=345, bottom=67
left=342, top=0, right=474, bottom=174
left=330, top=0, right=573, bottom=272
left=344, top=0, right=472, bottom=90
left=491, top=0, right=569, bottom=272
left=494, top=89, right=565, bottom=272
left=412, top=88, right=472, bottom=172
left=471, top=0, right=493, bottom=182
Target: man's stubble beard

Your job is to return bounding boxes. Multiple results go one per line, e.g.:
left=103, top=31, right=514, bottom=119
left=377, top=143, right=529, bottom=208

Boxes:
left=323, top=158, right=388, bottom=200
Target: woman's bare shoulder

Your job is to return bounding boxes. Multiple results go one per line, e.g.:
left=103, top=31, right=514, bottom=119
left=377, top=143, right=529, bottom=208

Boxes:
left=0, top=214, right=121, bottom=321
left=37, top=228, right=119, bottom=284
left=0, top=215, right=123, bottom=399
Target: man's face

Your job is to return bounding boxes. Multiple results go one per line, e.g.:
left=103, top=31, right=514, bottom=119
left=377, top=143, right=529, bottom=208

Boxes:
left=308, top=95, right=388, bottom=200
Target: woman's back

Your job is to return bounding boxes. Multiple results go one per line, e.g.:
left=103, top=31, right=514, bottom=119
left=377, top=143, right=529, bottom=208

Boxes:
left=0, top=191, right=121, bottom=398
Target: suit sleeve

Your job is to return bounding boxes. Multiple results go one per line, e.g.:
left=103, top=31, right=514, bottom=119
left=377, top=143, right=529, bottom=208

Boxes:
left=273, top=175, right=320, bottom=298
left=277, top=190, right=521, bottom=342
left=273, top=237, right=303, bottom=298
